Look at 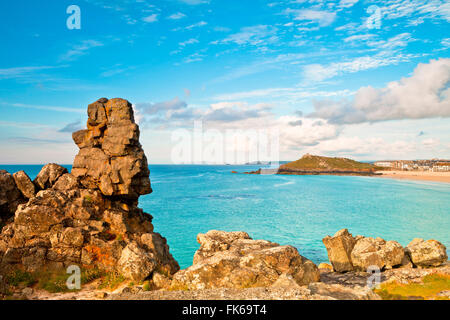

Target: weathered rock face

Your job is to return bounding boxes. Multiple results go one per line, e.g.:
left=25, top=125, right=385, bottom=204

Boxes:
left=323, top=229, right=449, bottom=273
left=0, top=170, right=25, bottom=222
left=322, top=229, right=356, bottom=272
left=351, top=237, right=404, bottom=271
left=13, top=171, right=36, bottom=199
left=171, top=230, right=320, bottom=290
left=0, top=98, right=179, bottom=282
left=323, top=229, right=418, bottom=273
left=406, top=238, right=447, bottom=267
left=71, top=98, right=151, bottom=200
left=33, top=164, right=68, bottom=191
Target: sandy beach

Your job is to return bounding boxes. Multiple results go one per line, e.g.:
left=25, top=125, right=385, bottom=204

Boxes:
left=377, top=170, right=450, bottom=183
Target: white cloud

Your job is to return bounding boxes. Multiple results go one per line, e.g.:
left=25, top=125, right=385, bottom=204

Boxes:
left=368, top=33, right=415, bottom=50
left=179, top=38, right=199, bottom=46
left=302, top=53, right=416, bottom=82
left=301, top=136, right=418, bottom=159
left=309, top=58, right=450, bottom=124
left=220, top=25, right=278, bottom=46
left=178, top=0, right=209, bottom=4
left=344, top=34, right=376, bottom=42
left=212, top=87, right=353, bottom=101
left=168, top=12, right=186, bottom=20
left=379, top=0, right=450, bottom=23
left=284, top=8, right=336, bottom=27
left=59, top=40, right=103, bottom=61
left=422, top=138, right=440, bottom=148
left=0, top=66, right=61, bottom=80
left=142, top=14, right=158, bottom=23
left=338, top=0, right=359, bottom=9
left=184, top=21, right=208, bottom=30
left=442, top=38, right=450, bottom=48
left=0, top=101, right=84, bottom=114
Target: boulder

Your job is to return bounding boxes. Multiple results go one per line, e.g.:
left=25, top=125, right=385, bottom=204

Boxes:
left=13, top=171, right=35, bottom=199
left=33, top=164, right=68, bottom=190
left=53, top=173, right=79, bottom=191
left=118, top=242, right=157, bottom=282
left=405, top=238, right=447, bottom=267
left=171, top=230, right=320, bottom=290
left=0, top=170, right=24, bottom=220
left=71, top=98, right=151, bottom=199
left=350, top=237, right=404, bottom=271
left=322, top=229, right=356, bottom=272
left=152, top=272, right=172, bottom=289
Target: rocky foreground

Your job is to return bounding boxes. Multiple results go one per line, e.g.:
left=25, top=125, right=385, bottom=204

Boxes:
left=0, top=98, right=448, bottom=300
left=2, top=230, right=449, bottom=301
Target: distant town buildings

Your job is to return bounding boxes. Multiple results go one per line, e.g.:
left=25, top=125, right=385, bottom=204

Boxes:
left=374, top=160, right=450, bottom=172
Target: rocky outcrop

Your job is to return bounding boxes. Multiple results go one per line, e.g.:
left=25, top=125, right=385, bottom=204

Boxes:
left=171, top=230, right=320, bottom=290
left=13, top=171, right=36, bottom=199
left=0, top=98, right=179, bottom=282
left=351, top=237, right=404, bottom=271
left=71, top=98, right=151, bottom=200
left=33, top=164, right=68, bottom=191
left=323, top=229, right=448, bottom=272
left=0, top=170, right=25, bottom=222
left=405, top=238, right=447, bottom=267
left=322, top=229, right=357, bottom=272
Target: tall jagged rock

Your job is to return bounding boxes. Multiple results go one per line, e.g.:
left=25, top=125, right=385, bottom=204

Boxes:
left=71, top=98, right=151, bottom=200
left=0, top=98, right=179, bottom=282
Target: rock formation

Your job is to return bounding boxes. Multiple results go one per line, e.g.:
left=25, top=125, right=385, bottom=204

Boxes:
left=323, top=229, right=447, bottom=272
left=170, top=230, right=320, bottom=290
left=406, top=238, right=448, bottom=267
left=0, top=98, right=179, bottom=282
left=13, top=171, right=36, bottom=199
left=71, top=98, right=151, bottom=200
left=0, top=170, right=25, bottom=224
left=322, top=229, right=357, bottom=272
left=350, top=237, right=405, bottom=271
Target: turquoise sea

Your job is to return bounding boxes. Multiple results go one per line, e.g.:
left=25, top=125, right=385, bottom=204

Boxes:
left=1, top=164, right=449, bottom=269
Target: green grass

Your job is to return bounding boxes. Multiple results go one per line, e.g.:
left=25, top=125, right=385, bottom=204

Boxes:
left=97, top=271, right=126, bottom=290
left=281, top=154, right=376, bottom=172
left=374, top=273, right=450, bottom=300
left=142, top=281, right=152, bottom=291
left=4, top=267, right=108, bottom=294
left=5, top=269, right=36, bottom=287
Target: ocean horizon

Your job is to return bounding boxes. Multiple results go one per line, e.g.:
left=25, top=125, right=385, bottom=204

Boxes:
left=1, top=164, right=449, bottom=269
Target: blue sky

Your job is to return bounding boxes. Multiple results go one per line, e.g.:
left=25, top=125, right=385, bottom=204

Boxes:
left=0, top=0, right=449, bottom=163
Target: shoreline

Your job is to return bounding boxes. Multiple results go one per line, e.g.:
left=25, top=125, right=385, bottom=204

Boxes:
left=376, top=170, right=450, bottom=184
